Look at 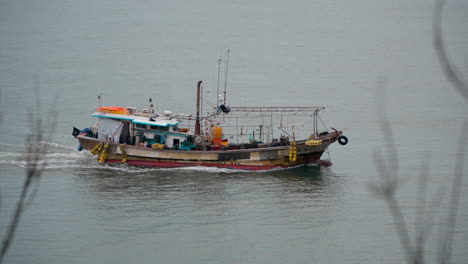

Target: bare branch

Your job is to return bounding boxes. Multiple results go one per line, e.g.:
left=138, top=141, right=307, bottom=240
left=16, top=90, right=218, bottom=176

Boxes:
left=374, top=81, right=416, bottom=263
left=0, top=78, right=57, bottom=263
left=433, top=0, right=468, bottom=103
left=376, top=77, right=400, bottom=174
left=433, top=0, right=468, bottom=262
left=414, top=153, right=431, bottom=263
left=372, top=1, right=467, bottom=263
left=439, top=121, right=467, bottom=264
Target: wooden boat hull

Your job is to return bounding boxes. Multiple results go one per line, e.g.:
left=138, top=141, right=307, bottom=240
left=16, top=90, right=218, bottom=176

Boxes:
left=77, top=133, right=340, bottom=171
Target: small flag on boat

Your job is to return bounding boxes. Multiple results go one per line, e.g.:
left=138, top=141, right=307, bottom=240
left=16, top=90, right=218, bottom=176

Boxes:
left=72, top=127, right=81, bottom=137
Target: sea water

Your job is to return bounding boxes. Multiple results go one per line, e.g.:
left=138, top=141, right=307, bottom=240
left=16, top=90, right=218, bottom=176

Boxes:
left=1, top=0, right=467, bottom=263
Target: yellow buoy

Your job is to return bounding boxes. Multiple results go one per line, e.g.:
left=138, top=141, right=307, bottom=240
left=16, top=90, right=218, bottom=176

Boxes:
left=120, top=144, right=128, bottom=163
left=91, top=142, right=103, bottom=155
left=98, top=144, right=109, bottom=163
left=289, top=142, right=297, bottom=162
left=306, top=140, right=322, bottom=146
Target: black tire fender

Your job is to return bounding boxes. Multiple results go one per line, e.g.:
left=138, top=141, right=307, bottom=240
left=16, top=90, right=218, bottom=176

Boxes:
left=338, top=135, right=348, bottom=146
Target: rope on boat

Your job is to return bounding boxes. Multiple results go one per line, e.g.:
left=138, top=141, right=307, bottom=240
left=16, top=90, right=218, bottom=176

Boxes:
left=112, top=122, right=124, bottom=139
left=120, top=144, right=128, bottom=163
left=289, top=141, right=297, bottom=162
left=98, top=144, right=109, bottom=163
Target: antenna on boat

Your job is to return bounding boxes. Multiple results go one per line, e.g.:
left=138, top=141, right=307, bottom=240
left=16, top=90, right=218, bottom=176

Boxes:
left=217, top=58, right=222, bottom=106
left=98, top=93, right=102, bottom=107
left=223, top=49, right=230, bottom=105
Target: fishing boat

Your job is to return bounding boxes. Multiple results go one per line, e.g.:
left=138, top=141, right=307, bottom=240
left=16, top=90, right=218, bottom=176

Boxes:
left=73, top=80, right=348, bottom=171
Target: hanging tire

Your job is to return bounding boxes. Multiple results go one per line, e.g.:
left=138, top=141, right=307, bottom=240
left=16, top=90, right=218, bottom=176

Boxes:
left=338, top=135, right=348, bottom=145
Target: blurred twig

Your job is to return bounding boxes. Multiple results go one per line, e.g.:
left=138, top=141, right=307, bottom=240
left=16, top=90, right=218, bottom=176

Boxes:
left=0, top=77, right=57, bottom=263
left=414, top=153, right=430, bottom=263
left=372, top=80, right=415, bottom=264
left=433, top=0, right=468, bottom=103
left=438, top=121, right=467, bottom=264
left=433, top=1, right=468, bottom=261
left=372, top=1, right=467, bottom=263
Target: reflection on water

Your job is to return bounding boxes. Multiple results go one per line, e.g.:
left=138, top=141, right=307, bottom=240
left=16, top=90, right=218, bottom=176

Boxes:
left=73, top=165, right=343, bottom=233
left=74, top=164, right=336, bottom=200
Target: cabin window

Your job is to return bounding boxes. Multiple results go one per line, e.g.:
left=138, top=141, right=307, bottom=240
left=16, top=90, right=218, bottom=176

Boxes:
left=154, top=134, right=162, bottom=143
left=148, top=125, right=169, bottom=131
left=136, top=123, right=146, bottom=128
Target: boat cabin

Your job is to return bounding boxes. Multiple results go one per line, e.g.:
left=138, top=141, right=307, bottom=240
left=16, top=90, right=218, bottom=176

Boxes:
left=92, top=108, right=193, bottom=150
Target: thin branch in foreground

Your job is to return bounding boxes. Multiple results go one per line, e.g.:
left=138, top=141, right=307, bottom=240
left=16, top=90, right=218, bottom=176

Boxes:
left=0, top=79, right=57, bottom=263
left=438, top=121, right=467, bottom=264
left=433, top=0, right=468, bottom=262
left=373, top=81, right=415, bottom=264
left=0, top=127, right=47, bottom=263
left=433, top=0, right=468, bottom=103
left=414, top=153, right=431, bottom=263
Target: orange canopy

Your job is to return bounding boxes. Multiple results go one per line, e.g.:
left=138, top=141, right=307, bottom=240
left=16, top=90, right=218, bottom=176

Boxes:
left=97, top=106, right=129, bottom=115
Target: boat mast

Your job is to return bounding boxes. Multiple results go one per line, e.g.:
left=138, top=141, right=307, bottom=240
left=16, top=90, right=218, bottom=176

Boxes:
left=195, top=80, right=202, bottom=135
left=217, top=58, right=221, bottom=106
left=223, top=49, right=230, bottom=105
left=200, top=84, right=203, bottom=124
left=313, top=109, right=318, bottom=136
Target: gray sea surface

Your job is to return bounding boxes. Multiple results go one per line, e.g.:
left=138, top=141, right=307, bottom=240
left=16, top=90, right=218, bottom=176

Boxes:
left=1, top=0, right=468, bottom=263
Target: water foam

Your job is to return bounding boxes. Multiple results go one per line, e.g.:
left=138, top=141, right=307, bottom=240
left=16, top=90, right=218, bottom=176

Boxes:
left=0, top=140, right=93, bottom=169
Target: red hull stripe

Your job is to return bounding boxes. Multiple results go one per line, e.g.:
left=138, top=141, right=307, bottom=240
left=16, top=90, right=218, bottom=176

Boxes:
left=104, top=159, right=287, bottom=171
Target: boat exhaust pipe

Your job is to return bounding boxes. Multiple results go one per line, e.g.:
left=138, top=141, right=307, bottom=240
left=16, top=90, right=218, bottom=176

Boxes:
left=195, top=80, right=202, bottom=135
